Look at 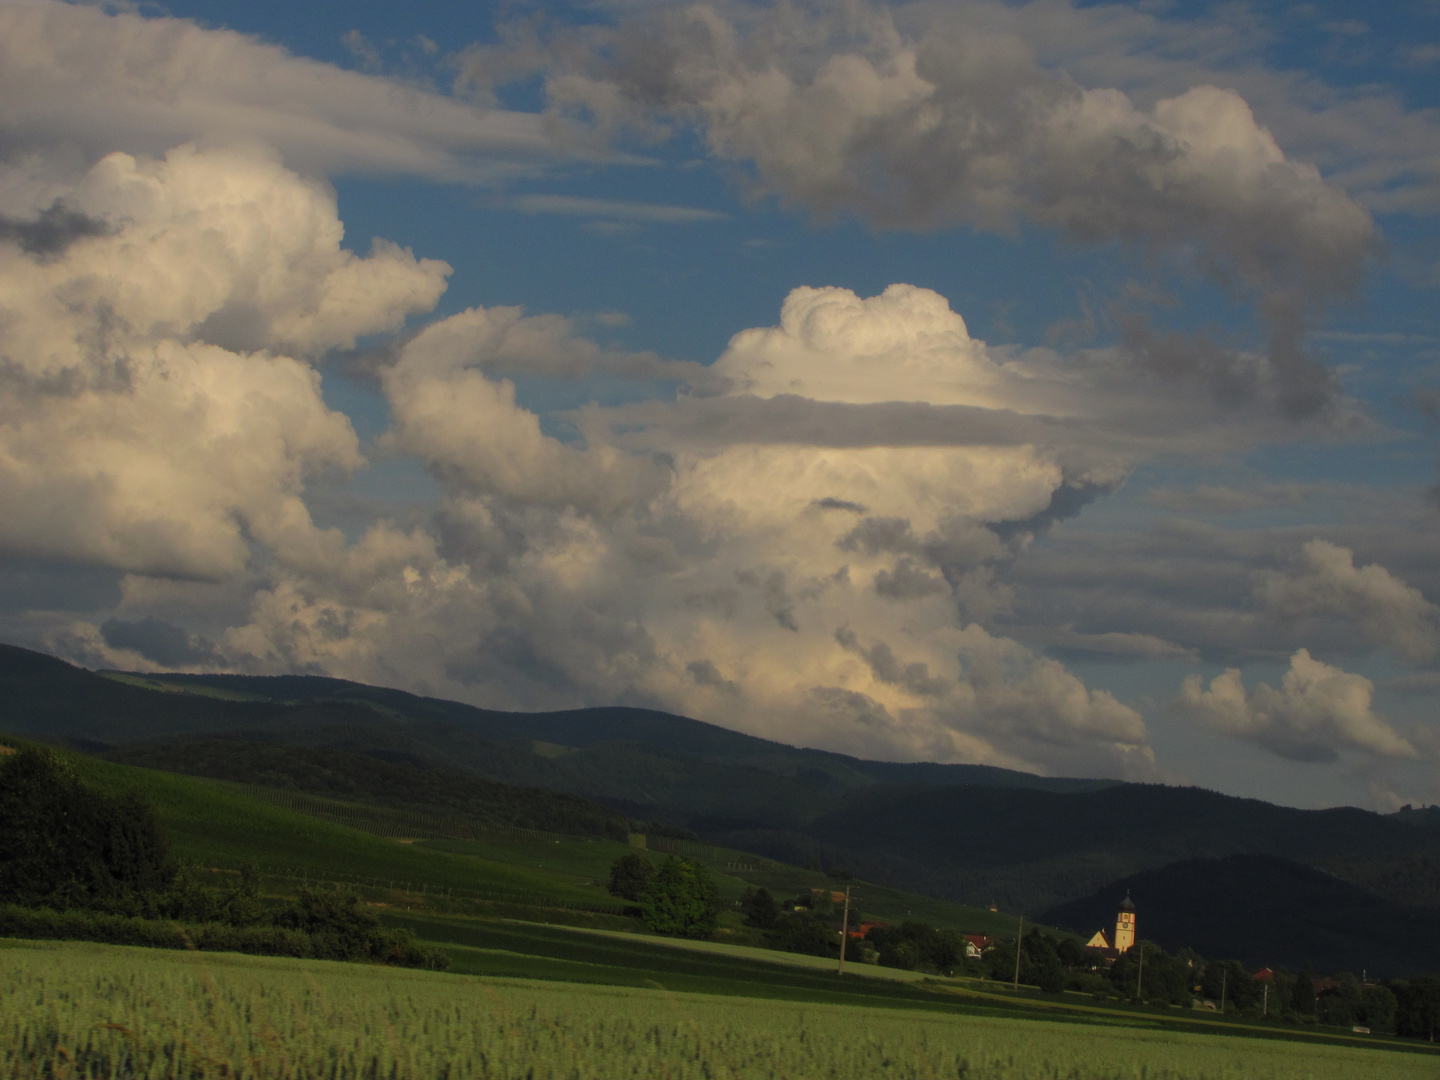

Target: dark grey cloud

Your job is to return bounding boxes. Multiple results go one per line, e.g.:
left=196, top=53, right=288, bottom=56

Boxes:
left=687, top=658, right=738, bottom=694
left=100, top=616, right=218, bottom=667
left=0, top=199, right=110, bottom=259
left=605, top=394, right=1076, bottom=451
left=836, top=628, right=949, bottom=696
left=0, top=558, right=123, bottom=615
left=873, top=557, right=946, bottom=600
left=990, top=480, right=1114, bottom=543
left=840, top=516, right=920, bottom=557
left=812, top=497, right=868, bottom=513
left=998, top=507, right=1440, bottom=666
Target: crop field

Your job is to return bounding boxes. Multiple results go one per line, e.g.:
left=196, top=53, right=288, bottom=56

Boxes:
left=385, top=913, right=958, bottom=1006
left=4, top=941, right=1431, bottom=1080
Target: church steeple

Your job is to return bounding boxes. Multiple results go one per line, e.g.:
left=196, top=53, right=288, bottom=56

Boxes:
left=1114, top=891, right=1136, bottom=954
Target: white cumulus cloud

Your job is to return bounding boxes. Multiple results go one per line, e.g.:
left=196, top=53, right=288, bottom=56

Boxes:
left=1178, top=649, right=1418, bottom=762
left=1255, top=540, right=1440, bottom=663
left=0, top=144, right=448, bottom=578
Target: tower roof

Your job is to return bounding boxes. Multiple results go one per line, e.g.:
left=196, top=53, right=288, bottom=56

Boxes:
left=1118, top=890, right=1135, bottom=912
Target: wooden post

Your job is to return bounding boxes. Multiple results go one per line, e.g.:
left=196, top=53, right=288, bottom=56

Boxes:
left=838, top=886, right=851, bottom=976
left=1220, top=969, right=1227, bottom=1015
left=1013, top=916, right=1024, bottom=991
left=1136, top=942, right=1145, bottom=1004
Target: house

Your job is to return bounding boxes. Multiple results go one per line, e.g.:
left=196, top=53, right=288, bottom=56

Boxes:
left=1252, top=967, right=1275, bottom=982
left=962, top=934, right=992, bottom=959
left=847, top=921, right=887, bottom=940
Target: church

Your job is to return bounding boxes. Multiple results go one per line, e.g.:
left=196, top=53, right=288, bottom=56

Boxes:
left=1084, top=892, right=1136, bottom=962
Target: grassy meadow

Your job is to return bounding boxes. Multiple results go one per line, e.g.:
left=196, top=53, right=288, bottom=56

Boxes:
left=5, top=940, right=1433, bottom=1080
left=52, top=747, right=1028, bottom=937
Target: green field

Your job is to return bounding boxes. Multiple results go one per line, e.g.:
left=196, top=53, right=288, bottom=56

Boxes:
left=52, top=748, right=1027, bottom=937
left=63, top=753, right=627, bottom=908
left=4, top=941, right=1433, bottom=1080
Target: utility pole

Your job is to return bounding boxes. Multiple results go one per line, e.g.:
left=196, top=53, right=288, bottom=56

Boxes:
left=837, top=886, right=851, bottom=976
left=1135, top=943, right=1145, bottom=1005
left=1220, top=969, right=1227, bottom=1015
left=1013, top=915, right=1024, bottom=991
left=1263, top=982, right=1268, bottom=1018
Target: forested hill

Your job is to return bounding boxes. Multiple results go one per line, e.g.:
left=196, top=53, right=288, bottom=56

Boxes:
left=1039, top=854, right=1440, bottom=977
left=0, top=643, right=1108, bottom=844
left=783, top=781, right=1440, bottom=912
left=0, top=643, right=1105, bottom=797
left=5, top=642, right=1439, bottom=921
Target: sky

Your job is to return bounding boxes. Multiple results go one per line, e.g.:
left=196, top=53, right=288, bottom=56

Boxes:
left=2, top=0, right=1439, bottom=811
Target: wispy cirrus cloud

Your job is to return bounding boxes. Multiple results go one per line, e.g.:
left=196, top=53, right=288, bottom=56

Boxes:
left=0, top=0, right=564, bottom=191
left=508, top=194, right=727, bottom=222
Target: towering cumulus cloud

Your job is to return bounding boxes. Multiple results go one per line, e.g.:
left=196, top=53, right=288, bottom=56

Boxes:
left=533, top=0, right=1375, bottom=414
left=0, top=145, right=447, bottom=577
left=9, top=0, right=1425, bottom=795
left=268, top=282, right=1154, bottom=777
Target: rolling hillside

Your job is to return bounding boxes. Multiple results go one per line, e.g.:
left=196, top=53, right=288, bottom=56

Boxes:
left=0, top=644, right=1106, bottom=842
left=6, top=642, right=1440, bottom=934
left=1, top=733, right=1028, bottom=943
left=777, top=781, right=1440, bottom=913
left=1039, top=854, right=1440, bottom=977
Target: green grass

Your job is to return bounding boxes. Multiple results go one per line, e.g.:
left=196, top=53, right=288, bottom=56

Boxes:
left=98, top=671, right=270, bottom=702
left=63, top=754, right=619, bottom=907
left=3, top=941, right=1431, bottom=1079
left=381, top=914, right=1440, bottom=1058
left=30, top=738, right=1029, bottom=942
left=384, top=913, right=967, bottom=1009
left=425, top=835, right=1031, bottom=937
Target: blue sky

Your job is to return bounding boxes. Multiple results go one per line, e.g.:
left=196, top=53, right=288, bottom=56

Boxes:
left=2, top=0, right=1439, bottom=810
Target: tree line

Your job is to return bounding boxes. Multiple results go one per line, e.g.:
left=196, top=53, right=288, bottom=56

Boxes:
left=606, top=852, right=1440, bottom=1042
left=0, top=743, right=445, bottom=968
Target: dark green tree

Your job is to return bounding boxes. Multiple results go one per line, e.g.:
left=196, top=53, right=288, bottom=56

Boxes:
left=1292, top=968, right=1318, bottom=1017
left=0, top=745, right=171, bottom=909
left=1055, top=935, right=1099, bottom=971
left=1019, top=931, right=1065, bottom=992
left=768, top=914, right=839, bottom=957
left=639, top=857, right=719, bottom=939
left=607, top=853, right=656, bottom=901
left=869, top=921, right=963, bottom=975
left=1394, top=976, right=1440, bottom=1041
left=1109, top=943, right=1192, bottom=1006
left=1200, top=960, right=1262, bottom=1014
left=740, top=886, right=779, bottom=929
left=1358, top=984, right=1398, bottom=1033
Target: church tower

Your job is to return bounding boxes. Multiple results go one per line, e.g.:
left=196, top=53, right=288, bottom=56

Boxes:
left=1114, top=892, right=1136, bottom=954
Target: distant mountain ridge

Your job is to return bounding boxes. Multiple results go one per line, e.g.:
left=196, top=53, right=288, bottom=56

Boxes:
left=0, top=643, right=1109, bottom=837
left=138, top=667, right=1116, bottom=794
left=4, top=642, right=1439, bottom=929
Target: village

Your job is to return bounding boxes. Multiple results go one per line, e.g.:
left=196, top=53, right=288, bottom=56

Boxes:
left=791, top=887, right=1405, bottom=1030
